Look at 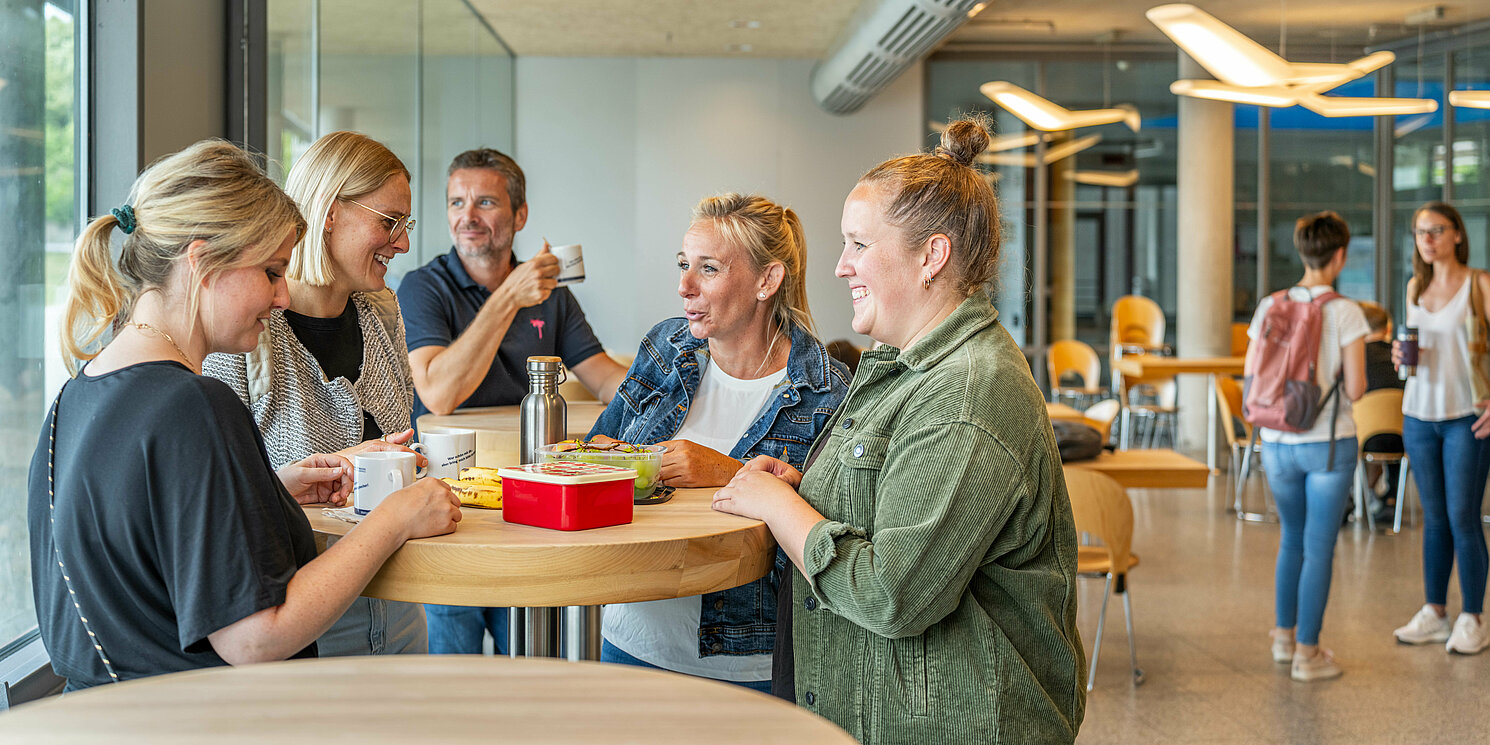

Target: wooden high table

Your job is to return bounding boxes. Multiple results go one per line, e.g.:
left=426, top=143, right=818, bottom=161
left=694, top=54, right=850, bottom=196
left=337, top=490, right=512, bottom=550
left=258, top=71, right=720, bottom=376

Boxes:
left=1114, top=355, right=1244, bottom=470
left=1065, top=448, right=1210, bottom=489
left=0, top=656, right=855, bottom=744
left=307, top=486, right=773, bottom=660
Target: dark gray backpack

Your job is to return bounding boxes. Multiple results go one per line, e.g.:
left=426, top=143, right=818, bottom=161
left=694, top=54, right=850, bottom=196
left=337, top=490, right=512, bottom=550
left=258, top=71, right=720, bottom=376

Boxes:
left=1052, top=419, right=1105, bottom=462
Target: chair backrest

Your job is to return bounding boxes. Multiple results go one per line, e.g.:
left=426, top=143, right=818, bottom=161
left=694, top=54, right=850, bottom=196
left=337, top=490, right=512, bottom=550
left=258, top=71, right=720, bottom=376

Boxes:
left=1049, top=339, right=1102, bottom=393
left=1214, top=375, right=1251, bottom=447
left=1230, top=322, right=1251, bottom=357
left=1063, top=466, right=1135, bottom=575
left=1351, top=388, right=1405, bottom=445
left=1083, top=399, right=1120, bottom=443
left=1110, top=295, right=1166, bottom=361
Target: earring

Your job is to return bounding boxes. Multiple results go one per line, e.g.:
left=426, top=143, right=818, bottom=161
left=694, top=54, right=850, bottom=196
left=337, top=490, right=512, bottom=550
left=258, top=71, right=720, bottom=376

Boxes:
left=922, top=274, right=933, bottom=289
left=758, top=292, right=766, bottom=300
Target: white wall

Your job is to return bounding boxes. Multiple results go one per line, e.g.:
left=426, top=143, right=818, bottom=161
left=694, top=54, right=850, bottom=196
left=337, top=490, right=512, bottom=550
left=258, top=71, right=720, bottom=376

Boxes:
left=513, top=57, right=924, bottom=354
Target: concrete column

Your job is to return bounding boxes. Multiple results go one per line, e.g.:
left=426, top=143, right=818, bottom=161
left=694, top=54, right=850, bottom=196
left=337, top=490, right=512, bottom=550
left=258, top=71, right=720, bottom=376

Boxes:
left=1175, top=52, right=1233, bottom=453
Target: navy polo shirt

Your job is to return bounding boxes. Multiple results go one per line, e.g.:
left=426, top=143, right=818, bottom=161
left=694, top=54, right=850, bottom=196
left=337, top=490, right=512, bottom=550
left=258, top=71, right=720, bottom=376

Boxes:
left=398, top=248, right=606, bottom=428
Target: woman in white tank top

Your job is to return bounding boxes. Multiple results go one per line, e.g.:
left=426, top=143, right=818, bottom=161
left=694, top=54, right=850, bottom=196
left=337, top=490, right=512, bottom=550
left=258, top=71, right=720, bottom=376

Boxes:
left=1390, top=202, right=1490, bottom=655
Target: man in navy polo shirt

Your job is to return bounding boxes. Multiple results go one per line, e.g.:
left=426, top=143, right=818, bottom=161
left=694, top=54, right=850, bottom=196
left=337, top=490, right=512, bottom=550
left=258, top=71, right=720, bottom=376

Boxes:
left=399, top=148, right=627, bottom=655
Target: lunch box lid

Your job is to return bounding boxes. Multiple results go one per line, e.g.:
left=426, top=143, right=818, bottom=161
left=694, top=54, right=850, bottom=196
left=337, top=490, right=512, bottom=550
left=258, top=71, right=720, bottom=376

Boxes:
left=498, top=461, right=638, bottom=485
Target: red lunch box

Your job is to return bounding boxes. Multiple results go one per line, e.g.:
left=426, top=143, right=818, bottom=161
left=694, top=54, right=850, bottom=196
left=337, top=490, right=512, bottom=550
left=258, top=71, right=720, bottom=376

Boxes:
left=497, top=462, right=636, bottom=531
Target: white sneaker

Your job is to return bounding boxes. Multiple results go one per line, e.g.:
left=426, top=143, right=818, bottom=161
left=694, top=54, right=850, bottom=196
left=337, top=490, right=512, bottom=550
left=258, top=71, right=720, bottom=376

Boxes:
left=1394, top=605, right=1452, bottom=645
left=1446, top=614, right=1490, bottom=655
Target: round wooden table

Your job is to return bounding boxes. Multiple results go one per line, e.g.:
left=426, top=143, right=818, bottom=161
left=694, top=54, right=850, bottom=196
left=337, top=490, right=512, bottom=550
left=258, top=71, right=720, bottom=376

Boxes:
left=0, top=656, right=855, bottom=744
left=419, top=402, right=608, bottom=467
left=306, top=487, right=773, bottom=607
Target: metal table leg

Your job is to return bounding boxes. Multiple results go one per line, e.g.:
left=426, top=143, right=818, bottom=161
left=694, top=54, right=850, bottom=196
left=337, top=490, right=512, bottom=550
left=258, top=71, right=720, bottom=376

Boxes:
left=1207, top=374, right=1218, bottom=470
left=562, top=606, right=603, bottom=661
left=524, top=607, right=561, bottom=658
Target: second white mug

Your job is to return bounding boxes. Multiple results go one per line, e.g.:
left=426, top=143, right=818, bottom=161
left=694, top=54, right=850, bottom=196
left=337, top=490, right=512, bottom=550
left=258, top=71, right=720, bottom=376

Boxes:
left=415, top=427, right=477, bottom=479
left=353, top=451, right=425, bottom=515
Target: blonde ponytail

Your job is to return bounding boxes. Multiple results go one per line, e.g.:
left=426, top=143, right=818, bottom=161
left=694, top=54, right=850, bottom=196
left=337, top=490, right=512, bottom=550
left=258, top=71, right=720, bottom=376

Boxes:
left=60, top=216, right=132, bottom=375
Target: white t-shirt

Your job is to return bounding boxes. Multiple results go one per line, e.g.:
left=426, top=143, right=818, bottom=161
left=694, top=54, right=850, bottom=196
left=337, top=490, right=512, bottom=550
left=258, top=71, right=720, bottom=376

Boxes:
left=1403, top=275, right=1479, bottom=421
left=601, top=356, right=785, bottom=682
left=1247, top=286, right=1369, bottom=444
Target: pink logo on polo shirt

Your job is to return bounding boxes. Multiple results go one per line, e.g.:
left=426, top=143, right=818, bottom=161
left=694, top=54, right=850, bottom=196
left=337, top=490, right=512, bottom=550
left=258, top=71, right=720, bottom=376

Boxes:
left=530, top=319, right=545, bottom=339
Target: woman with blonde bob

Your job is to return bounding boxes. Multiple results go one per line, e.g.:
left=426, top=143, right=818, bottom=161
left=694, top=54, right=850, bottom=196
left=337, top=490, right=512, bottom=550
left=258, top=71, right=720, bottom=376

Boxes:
left=587, top=193, right=849, bottom=690
left=714, top=119, right=1086, bottom=743
left=203, top=131, right=429, bottom=656
left=30, top=140, right=459, bottom=690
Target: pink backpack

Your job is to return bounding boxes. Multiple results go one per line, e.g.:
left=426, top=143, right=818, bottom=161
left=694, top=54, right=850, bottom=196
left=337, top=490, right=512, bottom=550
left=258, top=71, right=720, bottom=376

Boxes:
left=1242, top=289, right=1343, bottom=434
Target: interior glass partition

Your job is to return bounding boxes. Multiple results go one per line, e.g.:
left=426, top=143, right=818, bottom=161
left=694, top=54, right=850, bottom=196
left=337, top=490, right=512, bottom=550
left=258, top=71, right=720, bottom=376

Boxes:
left=266, top=0, right=515, bottom=282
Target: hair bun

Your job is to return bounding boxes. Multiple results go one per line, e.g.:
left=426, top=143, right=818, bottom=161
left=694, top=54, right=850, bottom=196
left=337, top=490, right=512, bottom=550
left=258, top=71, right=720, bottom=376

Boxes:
left=936, top=118, right=991, bottom=168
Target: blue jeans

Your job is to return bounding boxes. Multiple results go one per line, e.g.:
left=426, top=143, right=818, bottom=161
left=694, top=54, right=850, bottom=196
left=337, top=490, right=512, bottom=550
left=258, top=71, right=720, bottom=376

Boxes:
left=1403, top=415, right=1490, bottom=614
left=1261, top=437, right=1357, bottom=645
left=600, top=640, right=772, bottom=693
left=425, top=605, right=508, bottom=655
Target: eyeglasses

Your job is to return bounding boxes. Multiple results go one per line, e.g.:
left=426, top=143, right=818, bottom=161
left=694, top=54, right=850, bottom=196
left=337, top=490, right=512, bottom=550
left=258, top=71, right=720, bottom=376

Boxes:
left=1413, top=226, right=1448, bottom=238
left=343, top=198, right=415, bottom=245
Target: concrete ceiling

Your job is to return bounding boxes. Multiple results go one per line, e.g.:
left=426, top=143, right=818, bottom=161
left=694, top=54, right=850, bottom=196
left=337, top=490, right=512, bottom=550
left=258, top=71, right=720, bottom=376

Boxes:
left=466, top=0, right=863, bottom=57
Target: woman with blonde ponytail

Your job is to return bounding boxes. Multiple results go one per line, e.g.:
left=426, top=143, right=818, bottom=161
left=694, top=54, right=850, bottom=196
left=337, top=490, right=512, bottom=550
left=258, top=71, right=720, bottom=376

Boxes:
left=714, top=119, right=1085, bottom=743
left=29, top=140, right=461, bottom=691
left=586, top=192, right=850, bottom=690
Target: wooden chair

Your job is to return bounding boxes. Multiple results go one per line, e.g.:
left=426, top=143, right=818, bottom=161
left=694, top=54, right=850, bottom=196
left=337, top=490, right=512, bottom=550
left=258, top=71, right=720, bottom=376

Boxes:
left=1109, top=295, right=1174, bottom=448
left=1083, top=399, right=1121, bottom=445
left=1064, top=466, right=1143, bottom=692
left=1048, top=339, right=1106, bottom=407
left=1216, top=376, right=1275, bottom=521
left=1351, top=389, right=1414, bottom=533
left=1230, top=322, right=1251, bottom=357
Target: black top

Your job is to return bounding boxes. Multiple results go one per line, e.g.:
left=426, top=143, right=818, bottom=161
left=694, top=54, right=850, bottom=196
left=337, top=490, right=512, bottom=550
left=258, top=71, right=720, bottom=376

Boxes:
left=28, top=362, right=318, bottom=688
left=284, top=302, right=382, bottom=440
left=1366, top=340, right=1406, bottom=392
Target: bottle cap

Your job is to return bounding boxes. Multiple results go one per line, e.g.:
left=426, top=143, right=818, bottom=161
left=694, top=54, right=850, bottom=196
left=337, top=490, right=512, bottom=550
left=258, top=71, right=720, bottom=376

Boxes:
left=527, top=356, right=563, bottom=374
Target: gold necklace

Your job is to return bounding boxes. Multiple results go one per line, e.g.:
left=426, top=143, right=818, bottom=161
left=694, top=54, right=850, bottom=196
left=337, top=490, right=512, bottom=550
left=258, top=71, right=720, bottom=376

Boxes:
left=126, top=322, right=195, bottom=370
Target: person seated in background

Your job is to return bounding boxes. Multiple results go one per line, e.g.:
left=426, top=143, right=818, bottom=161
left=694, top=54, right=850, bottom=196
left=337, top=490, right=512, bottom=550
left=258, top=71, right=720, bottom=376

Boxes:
left=1358, top=301, right=1406, bottom=525
left=587, top=193, right=850, bottom=692
left=398, top=147, right=628, bottom=656
left=31, top=140, right=459, bottom=691
left=825, top=339, right=863, bottom=377
left=203, top=131, right=431, bottom=656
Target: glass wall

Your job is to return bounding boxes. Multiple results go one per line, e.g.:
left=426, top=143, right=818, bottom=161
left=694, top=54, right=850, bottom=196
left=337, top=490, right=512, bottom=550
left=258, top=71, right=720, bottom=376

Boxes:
left=0, top=0, right=80, bottom=657
left=266, top=0, right=515, bottom=281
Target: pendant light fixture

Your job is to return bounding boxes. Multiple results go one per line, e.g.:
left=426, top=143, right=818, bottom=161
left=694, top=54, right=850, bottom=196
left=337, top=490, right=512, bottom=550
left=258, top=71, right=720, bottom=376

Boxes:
left=1449, top=90, right=1490, bottom=109
left=979, top=81, right=1141, bottom=132
left=1147, top=3, right=1436, bottom=116
left=976, top=134, right=1104, bottom=167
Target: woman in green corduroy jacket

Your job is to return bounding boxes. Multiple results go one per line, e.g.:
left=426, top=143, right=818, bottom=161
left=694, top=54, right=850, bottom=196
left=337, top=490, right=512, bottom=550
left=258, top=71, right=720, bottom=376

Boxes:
left=714, top=117, right=1086, bottom=745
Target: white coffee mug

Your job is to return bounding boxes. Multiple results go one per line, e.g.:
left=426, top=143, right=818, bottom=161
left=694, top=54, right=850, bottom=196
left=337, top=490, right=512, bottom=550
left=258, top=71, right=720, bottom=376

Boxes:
left=353, top=451, right=426, bottom=515
left=550, top=243, right=585, bottom=286
left=415, top=427, right=477, bottom=479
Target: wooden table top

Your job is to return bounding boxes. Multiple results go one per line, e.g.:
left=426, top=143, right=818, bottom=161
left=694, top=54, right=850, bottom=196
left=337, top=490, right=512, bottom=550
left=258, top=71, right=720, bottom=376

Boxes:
left=1065, top=448, right=1210, bottom=489
left=0, top=656, right=854, bottom=744
left=307, top=487, right=774, bottom=607
left=1115, top=355, right=1244, bottom=379
left=419, top=402, right=609, bottom=468
left=1046, top=402, right=1085, bottom=420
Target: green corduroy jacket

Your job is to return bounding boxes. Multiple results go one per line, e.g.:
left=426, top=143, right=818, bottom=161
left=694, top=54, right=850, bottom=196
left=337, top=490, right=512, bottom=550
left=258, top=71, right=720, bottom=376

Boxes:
left=793, top=295, right=1086, bottom=744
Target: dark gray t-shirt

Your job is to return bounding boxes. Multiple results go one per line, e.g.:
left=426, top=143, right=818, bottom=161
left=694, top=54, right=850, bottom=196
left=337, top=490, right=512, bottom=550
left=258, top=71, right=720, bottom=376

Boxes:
left=28, top=362, right=317, bottom=689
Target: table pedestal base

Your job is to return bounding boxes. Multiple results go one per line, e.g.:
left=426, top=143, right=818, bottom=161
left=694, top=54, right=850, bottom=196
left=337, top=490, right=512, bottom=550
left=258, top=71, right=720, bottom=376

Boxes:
left=507, top=607, right=602, bottom=660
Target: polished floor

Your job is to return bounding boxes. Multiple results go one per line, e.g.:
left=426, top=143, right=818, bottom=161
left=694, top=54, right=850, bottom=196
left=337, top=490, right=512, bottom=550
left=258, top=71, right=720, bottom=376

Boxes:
left=1074, top=472, right=1490, bottom=745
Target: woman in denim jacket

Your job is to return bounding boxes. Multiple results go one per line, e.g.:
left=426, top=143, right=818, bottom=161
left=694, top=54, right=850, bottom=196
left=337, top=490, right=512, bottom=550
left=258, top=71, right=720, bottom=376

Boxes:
left=589, top=193, right=850, bottom=692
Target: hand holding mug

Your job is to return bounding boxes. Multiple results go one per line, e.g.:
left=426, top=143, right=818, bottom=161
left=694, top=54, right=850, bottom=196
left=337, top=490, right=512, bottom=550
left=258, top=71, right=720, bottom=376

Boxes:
left=353, top=451, right=428, bottom=515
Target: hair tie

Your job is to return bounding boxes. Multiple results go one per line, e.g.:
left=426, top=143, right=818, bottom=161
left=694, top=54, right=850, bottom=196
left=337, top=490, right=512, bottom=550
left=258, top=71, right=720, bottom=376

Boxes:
left=111, top=205, right=137, bottom=234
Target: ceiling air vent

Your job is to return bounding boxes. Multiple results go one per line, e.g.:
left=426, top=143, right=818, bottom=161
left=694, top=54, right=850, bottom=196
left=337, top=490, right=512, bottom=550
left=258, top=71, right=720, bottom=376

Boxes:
left=811, top=0, right=982, bottom=114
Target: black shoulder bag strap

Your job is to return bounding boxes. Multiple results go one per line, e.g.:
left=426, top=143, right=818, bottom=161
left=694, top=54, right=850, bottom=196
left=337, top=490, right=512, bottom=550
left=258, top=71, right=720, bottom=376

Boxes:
left=46, top=384, right=121, bottom=684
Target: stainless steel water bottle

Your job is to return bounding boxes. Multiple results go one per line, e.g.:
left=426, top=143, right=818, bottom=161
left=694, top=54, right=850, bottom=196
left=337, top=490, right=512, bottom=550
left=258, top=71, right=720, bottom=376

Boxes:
left=519, top=356, right=567, bottom=464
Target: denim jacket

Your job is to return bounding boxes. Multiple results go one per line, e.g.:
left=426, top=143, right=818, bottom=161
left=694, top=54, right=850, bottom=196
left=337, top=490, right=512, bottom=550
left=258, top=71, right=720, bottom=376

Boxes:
left=589, top=318, right=850, bottom=656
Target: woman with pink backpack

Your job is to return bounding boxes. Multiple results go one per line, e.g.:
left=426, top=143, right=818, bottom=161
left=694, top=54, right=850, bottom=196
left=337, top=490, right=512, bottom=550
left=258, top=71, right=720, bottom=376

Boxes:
left=1244, top=211, right=1367, bottom=682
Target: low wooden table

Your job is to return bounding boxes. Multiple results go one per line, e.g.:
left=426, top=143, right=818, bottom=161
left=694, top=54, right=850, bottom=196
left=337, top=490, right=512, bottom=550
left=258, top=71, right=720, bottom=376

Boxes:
left=419, top=402, right=608, bottom=467
left=1113, top=355, right=1245, bottom=469
left=307, top=487, right=773, bottom=658
left=0, top=656, right=855, bottom=744
left=1046, top=402, right=1085, bottom=421
left=1065, top=448, right=1210, bottom=489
